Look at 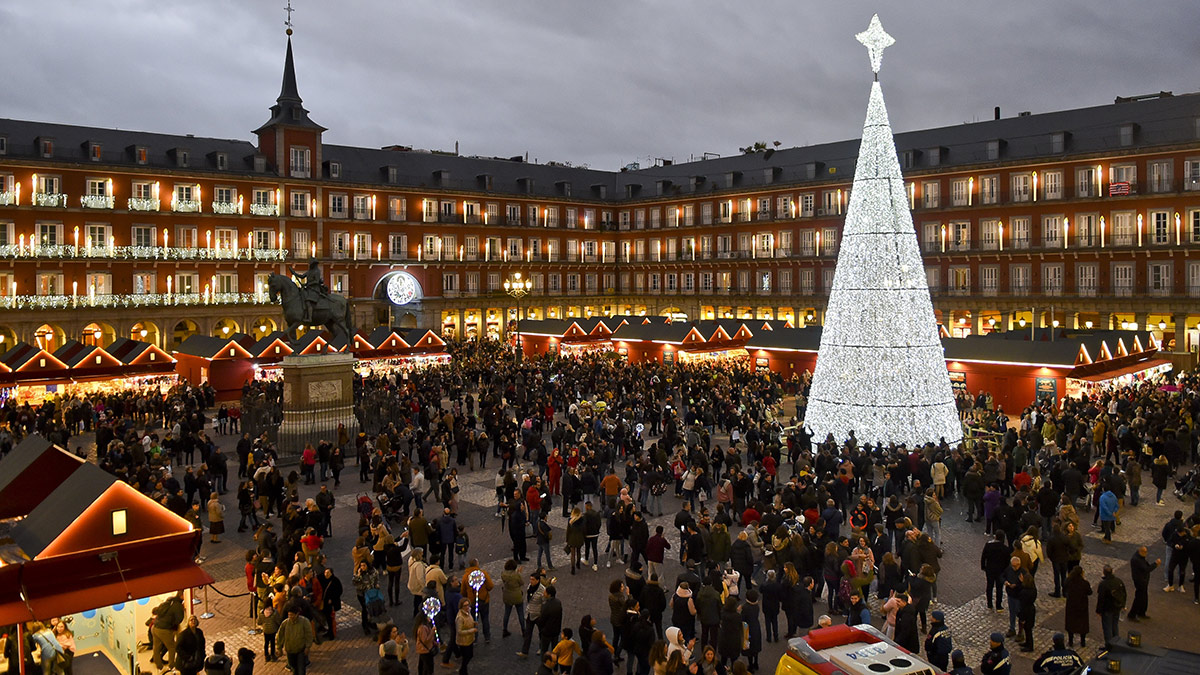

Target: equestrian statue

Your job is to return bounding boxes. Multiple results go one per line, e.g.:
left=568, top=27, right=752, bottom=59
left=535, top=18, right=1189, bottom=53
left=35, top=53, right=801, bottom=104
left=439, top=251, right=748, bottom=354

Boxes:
left=268, top=259, right=354, bottom=345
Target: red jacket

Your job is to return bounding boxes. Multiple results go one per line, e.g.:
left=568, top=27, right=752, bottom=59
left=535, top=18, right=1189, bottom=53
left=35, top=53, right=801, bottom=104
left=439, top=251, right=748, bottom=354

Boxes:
left=526, top=485, right=542, bottom=512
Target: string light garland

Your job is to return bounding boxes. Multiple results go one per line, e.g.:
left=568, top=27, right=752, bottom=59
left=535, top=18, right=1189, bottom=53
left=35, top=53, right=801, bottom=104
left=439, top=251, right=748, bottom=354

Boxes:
left=805, top=14, right=963, bottom=448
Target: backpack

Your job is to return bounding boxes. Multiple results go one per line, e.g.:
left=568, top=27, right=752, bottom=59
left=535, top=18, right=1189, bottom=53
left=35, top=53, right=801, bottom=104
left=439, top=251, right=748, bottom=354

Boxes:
left=837, top=577, right=854, bottom=607
left=364, top=587, right=387, bottom=622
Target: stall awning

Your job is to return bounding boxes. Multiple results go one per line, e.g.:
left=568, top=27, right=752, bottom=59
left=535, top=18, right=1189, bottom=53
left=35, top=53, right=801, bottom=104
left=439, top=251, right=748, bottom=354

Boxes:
left=0, top=562, right=212, bottom=625
left=1070, top=357, right=1171, bottom=383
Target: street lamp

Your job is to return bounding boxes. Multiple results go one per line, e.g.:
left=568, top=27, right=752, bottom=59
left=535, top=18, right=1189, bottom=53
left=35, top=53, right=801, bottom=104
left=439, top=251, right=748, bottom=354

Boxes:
left=503, top=271, right=533, bottom=361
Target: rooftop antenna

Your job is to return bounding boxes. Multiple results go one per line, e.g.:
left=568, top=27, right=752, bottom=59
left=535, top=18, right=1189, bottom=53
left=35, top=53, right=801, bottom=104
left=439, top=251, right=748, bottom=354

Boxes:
left=284, top=0, right=295, bottom=35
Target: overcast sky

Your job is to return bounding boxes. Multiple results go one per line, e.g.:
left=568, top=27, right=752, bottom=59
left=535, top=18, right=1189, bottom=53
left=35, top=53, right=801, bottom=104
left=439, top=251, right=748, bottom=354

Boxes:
left=3, top=1, right=1197, bottom=171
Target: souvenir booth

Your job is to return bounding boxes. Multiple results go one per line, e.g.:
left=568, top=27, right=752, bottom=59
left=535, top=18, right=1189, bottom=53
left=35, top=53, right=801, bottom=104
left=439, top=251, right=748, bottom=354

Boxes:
left=0, top=435, right=211, bottom=675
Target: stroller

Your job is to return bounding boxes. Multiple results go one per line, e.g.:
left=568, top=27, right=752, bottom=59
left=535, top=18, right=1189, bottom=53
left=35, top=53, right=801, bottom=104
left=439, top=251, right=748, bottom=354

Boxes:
left=1174, top=470, right=1200, bottom=501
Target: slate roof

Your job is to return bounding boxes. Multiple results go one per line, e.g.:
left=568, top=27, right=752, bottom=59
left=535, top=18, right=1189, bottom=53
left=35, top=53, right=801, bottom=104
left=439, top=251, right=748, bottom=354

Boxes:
left=0, top=434, right=83, bottom=520
left=610, top=322, right=693, bottom=342
left=52, top=340, right=97, bottom=369
left=746, top=327, right=824, bottom=351
left=1, top=42, right=1193, bottom=199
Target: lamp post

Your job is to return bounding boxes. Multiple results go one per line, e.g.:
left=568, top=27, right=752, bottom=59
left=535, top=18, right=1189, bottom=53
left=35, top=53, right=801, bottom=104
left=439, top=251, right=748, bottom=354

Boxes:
left=503, top=271, right=532, bottom=362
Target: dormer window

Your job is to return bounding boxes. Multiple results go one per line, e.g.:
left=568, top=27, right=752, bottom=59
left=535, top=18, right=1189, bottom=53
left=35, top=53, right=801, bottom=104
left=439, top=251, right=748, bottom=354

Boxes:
left=387, top=167, right=399, bottom=184
left=136, top=147, right=147, bottom=164
left=38, top=138, right=54, bottom=158
left=0, top=136, right=7, bottom=155
left=1051, top=132, right=1068, bottom=154
left=986, top=139, right=1005, bottom=161
left=289, top=146, right=311, bottom=178
left=89, top=143, right=102, bottom=162
left=1118, top=123, right=1136, bottom=147
left=329, top=161, right=341, bottom=179
left=253, top=155, right=267, bottom=173
left=170, top=148, right=190, bottom=168
left=215, top=153, right=228, bottom=170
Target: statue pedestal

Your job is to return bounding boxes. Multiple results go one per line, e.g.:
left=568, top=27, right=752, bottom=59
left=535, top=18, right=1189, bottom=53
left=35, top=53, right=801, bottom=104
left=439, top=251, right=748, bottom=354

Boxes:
left=278, top=353, right=359, bottom=461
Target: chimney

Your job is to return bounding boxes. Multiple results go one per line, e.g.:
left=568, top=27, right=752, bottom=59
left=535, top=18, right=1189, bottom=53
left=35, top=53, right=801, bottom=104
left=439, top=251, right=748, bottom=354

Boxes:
left=994, top=106, right=1001, bottom=120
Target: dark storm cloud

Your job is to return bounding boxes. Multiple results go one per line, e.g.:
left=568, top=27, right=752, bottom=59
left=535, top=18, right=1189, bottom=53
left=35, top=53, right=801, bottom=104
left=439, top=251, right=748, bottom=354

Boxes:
left=4, top=1, right=1196, bottom=170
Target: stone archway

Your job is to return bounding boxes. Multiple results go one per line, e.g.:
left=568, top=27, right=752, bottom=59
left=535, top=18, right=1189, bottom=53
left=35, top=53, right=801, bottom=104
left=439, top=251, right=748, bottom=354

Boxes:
left=172, top=319, right=200, bottom=349
left=82, top=321, right=117, bottom=347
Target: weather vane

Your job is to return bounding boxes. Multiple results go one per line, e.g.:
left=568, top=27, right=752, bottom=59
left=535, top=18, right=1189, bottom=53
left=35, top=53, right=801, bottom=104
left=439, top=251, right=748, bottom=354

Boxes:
left=855, top=14, right=894, bottom=81
left=284, top=0, right=295, bottom=36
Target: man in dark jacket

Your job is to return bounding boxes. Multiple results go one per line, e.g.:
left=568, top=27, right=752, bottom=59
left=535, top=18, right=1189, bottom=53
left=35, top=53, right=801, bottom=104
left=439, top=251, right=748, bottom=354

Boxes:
left=1127, top=546, right=1160, bottom=621
left=962, top=465, right=985, bottom=522
left=695, top=579, right=723, bottom=648
left=730, top=531, right=755, bottom=593
left=980, top=633, right=1011, bottom=675
left=760, top=570, right=783, bottom=642
left=538, top=586, right=563, bottom=656
left=629, top=511, right=650, bottom=568
left=1033, top=633, right=1085, bottom=674
left=638, top=575, right=667, bottom=638
left=1095, top=565, right=1126, bottom=647
left=924, top=610, right=952, bottom=671
left=583, top=502, right=603, bottom=570
left=980, top=532, right=1011, bottom=611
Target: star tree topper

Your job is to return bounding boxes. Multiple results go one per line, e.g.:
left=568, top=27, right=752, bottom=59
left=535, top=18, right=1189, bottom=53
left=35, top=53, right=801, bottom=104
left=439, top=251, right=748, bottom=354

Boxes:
left=856, top=14, right=894, bottom=78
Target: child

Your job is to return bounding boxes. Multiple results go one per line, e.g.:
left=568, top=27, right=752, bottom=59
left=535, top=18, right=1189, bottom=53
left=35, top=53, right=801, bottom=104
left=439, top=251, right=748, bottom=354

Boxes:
left=552, top=628, right=582, bottom=674
left=454, top=526, right=470, bottom=570
left=256, top=605, right=280, bottom=661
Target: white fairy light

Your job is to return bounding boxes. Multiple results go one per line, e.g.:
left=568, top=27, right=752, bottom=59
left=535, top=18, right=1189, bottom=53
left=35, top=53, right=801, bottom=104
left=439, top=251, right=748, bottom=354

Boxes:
left=805, top=15, right=963, bottom=448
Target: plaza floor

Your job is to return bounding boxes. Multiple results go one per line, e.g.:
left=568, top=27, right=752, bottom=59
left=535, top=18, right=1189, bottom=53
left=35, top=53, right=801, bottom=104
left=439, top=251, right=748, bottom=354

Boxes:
left=100, top=408, right=1200, bottom=674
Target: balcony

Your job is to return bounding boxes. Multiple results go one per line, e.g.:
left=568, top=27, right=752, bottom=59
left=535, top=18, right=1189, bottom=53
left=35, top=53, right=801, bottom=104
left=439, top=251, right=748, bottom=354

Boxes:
left=717, top=251, right=735, bottom=259
left=250, top=203, right=279, bottom=217
left=353, top=209, right=371, bottom=220
left=442, top=289, right=459, bottom=298
left=173, top=199, right=201, bottom=213
left=212, top=201, right=242, bottom=215
left=0, top=291, right=270, bottom=310
left=0, top=243, right=287, bottom=262
left=128, top=197, right=160, bottom=211
left=33, top=193, right=67, bottom=208
left=506, top=217, right=522, bottom=226
left=80, top=195, right=114, bottom=209
left=465, top=215, right=482, bottom=224
left=0, top=190, right=17, bottom=206
left=1108, top=181, right=1138, bottom=196
left=439, top=213, right=458, bottom=224
left=327, top=209, right=348, bottom=220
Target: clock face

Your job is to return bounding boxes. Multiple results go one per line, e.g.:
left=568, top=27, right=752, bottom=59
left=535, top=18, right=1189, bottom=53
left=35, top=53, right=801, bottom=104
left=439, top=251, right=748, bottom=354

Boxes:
left=386, top=273, right=419, bottom=306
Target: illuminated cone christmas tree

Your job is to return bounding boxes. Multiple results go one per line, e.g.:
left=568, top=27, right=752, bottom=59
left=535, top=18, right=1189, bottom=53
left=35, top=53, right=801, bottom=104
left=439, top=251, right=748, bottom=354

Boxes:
left=804, top=15, right=962, bottom=448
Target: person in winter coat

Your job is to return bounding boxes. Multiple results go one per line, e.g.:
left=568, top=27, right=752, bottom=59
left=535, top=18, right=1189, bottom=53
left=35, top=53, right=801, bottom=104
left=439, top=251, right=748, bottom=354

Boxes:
left=708, top=523, right=732, bottom=565
left=741, top=589, right=763, bottom=671
left=1152, top=455, right=1170, bottom=505
left=208, top=492, right=226, bottom=543
left=1095, top=565, right=1126, bottom=647
left=670, top=582, right=698, bottom=642
left=640, top=574, right=668, bottom=638
left=696, top=580, right=723, bottom=649
left=759, top=570, right=782, bottom=643
left=175, top=615, right=207, bottom=675
left=730, top=531, right=755, bottom=594
left=716, top=597, right=743, bottom=668
left=893, top=596, right=920, bottom=654
left=1017, top=571, right=1038, bottom=652
left=924, top=611, right=952, bottom=671
left=1064, top=566, right=1092, bottom=647
left=586, top=631, right=614, bottom=675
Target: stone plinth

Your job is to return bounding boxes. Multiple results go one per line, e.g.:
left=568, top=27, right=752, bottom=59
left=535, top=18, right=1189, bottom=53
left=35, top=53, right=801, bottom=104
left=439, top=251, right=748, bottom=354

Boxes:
left=278, top=353, right=359, bottom=460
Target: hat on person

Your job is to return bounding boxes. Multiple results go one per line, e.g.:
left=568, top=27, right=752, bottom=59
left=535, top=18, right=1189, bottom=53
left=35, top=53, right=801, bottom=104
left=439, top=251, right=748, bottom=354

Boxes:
left=931, top=610, right=945, bottom=622
left=989, top=632, right=1004, bottom=644
left=383, top=640, right=399, bottom=656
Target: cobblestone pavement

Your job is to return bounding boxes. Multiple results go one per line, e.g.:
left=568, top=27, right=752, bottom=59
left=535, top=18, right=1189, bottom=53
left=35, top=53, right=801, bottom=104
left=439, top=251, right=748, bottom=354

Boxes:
left=83, top=409, right=1200, bottom=674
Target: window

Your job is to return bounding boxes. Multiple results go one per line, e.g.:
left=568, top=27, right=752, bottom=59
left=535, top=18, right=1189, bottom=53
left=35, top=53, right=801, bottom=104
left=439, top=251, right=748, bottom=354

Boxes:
left=131, top=225, right=155, bottom=248
left=1189, top=261, right=1200, bottom=297
left=354, top=233, right=372, bottom=258
left=291, top=229, right=309, bottom=257
left=389, top=234, right=407, bottom=259
left=328, top=194, right=347, bottom=218
left=949, top=221, right=970, bottom=251
left=980, top=219, right=1000, bottom=250
left=1151, top=210, right=1171, bottom=244
left=1149, top=262, right=1172, bottom=296
left=37, top=175, right=61, bottom=195
left=1042, top=215, right=1063, bottom=247
left=0, top=136, right=6, bottom=155
left=666, top=273, right=678, bottom=292
left=758, top=271, right=771, bottom=293
left=1191, top=209, right=1200, bottom=243
left=389, top=197, right=406, bottom=221
left=175, top=272, right=198, bottom=295
left=666, top=207, right=678, bottom=228
left=950, top=179, right=969, bottom=207
left=1042, top=263, right=1063, bottom=296
left=37, top=272, right=63, bottom=296
left=777, top=230, right=792, bottom=256
left=132, top=272, right=156, bottom=295
left=682, top=205, right=694, bottom=227
left=800, top=269, right=814, bottom=294
left=1010, top=174, right=1031, bottom=202
left=132, top=182, right=152, bottom=200
left=980, top=266, right=998, bottom=295
left=329, top=272, right=348, bottom=295
left=1077, top=263, right=1097, bottom=297
left=1009, top=217, right=1030, bottom=249
left=820, top=227, right=838, bottom=255
left=253, top=229, right=273, bottom=250
left=464, top=235, right=478, bottom=260
left=214, top=187, right=234, bottom=204
left=618, top=211, right=631, bottom=231
left=949, top=267, right=970, bottom=294
left=36, top=222, right=60, bottom=246
left=1010, top=265, right=1030, bottom=294
left=86, top=179, right=108, bottom=197
left=215, top=153, right=227, bottom=170
left=821, top=191, right=838, bottom=215
left=1185, top=160, right=1200, bottom=191
left=1075, top=214, right=1098, bottom=247
left=0, top=221, right=11, bottom=246
left=634, top=209, right=644, bottom=229
left=1075, top=167, right=1097, bottom=198
left=1051, top=132, right=1066, bottom=154
left=527, top=205, right=539, bottom=226
left=1111, top=164, right=1137, bottom=193
left=649, top=209, right=660, bottom=229
left=700, top=235, right=712, bottom=259
left=290, top=146, right=311, bottom=178
left=215, top=227, right=236, bottom=252
left=719, top=201, right=732, bottom=223
left=544, top=206, right=557, bottom=228
left=290, top=191, right=310, bottom=217
left=700, top=272, right=713, bottom=292
left=423, top=235, right=438, bottom=260
left=174, top=225, right=195, bottom=249
left=465, top=272, right=479, bottom=295
left=776, top=196, right=791, bottom=219
left=800, top=193, right=815, bottom=217
left=1148, top=160, right=1173, bottom=193
left=353, top=195, right=371, bottom=220
left=822, top=269, right=835, bottom=292
left=922, top=181, right=940, bottom=208
left=253, top=188, right=274, bottom=206
left=1119, top=124, right=1135, bottom=147
left=738, top=199, right=752, bottom=222
left=328, top=161, right=341, bottom=178
left=1112, top=263, right=1134, bottom=296
left=214, top=273, right=237, bottom=294
left=505, top=203, right=520, bottom=226
left=921, top=223, right=939, bottom=252
left=980, top=175, right=999, bottom=205
left=1112, top=212, right=1135, bottom=246
left=508, top=237, right=522, bottom=260
left=1042, top=171, right=1063, bottom=199
left=779, top=269, right=791, bottom=293
left=683, top=272, right=695, bottom=292
left=39, top=139, right=53, bottom=158
left=757, top=198, right=771, bottom=219
left=445, top=200, right=459, bottom=223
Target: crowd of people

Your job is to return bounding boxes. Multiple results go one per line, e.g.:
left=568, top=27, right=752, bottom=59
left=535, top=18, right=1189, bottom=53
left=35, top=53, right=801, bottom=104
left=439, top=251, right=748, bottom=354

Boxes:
left=2, top=337, right=1198, bottom=675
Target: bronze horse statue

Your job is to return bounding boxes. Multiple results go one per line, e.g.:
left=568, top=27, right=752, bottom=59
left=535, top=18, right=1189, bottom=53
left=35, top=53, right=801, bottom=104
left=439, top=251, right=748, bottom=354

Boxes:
left=267, top=272, right=354, bottom=345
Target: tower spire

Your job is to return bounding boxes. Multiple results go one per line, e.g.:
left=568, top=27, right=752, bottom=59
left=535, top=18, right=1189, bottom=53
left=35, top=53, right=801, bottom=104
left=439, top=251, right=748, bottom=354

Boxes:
left=803, top=15, right=962, bottom=448
left=255, top=1, right=325, bottom=135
